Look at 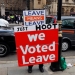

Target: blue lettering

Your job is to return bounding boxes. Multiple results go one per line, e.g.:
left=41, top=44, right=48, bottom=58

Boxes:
left=33, top=21, right=37, bottom=25
left=24, top=10, right=45, bottom=16
left=37, top=21, right=44, bottom=25
left=28, top=11, right=32, bottom=16
left=24, top=12, right=25, bottom=16
left=23, top=12, right=27, bottom=16
left=33, top=21, right=45, bottom=25
left=29, top=21, right=32, bottom=25
left=37, top=21, right=41, bottom=25
left=36, top=11, right=40, bottom=15
left=41, top=21, right=44, bottom=24
left=25, top=22, right=29, bottom=26
left=25, top=21, right=45, bottom=26
left=25, top=22, right=26, bottom=25
left=41, top=11, right=44, bottom=15
left=32, top=11, right=36, bottom=15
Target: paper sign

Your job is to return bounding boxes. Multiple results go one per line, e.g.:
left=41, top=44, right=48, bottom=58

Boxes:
left=23, top=10, right=46, bottom=26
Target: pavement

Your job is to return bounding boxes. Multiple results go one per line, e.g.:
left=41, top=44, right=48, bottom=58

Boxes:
left=0, top=56, right=75, bottom=75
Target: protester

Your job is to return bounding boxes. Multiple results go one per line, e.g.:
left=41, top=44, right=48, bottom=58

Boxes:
left=28, top=64, right=44, bottom=73
left=1, top=14, right=23, bottom=24
left=22, top=22, right=44, bottom=73
left=7, top=15, right=11, bottom=23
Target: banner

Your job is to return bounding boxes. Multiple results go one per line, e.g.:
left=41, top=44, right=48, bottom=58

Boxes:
left=14, top=24, right=58, bottom=66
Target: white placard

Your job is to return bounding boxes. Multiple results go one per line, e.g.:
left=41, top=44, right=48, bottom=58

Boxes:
left=23, top=10, right=46, bottom=26
left=14, top=24, right=59, bottom=32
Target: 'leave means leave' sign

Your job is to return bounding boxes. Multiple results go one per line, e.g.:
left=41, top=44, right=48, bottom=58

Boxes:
left=23, top=10, right=46, bottom=26
left=14, top=24, right=58, bottom=66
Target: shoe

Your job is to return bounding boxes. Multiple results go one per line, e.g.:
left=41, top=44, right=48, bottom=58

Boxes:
left=28, top=68, right=32, bottom=73
left=39, top=67, right=44, bottom=73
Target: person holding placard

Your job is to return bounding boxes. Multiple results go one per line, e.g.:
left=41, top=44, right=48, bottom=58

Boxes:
left=28, top=64, right=44, bottom=73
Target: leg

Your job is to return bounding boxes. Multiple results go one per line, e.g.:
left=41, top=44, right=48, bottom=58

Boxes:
left=39, top=64, right=43, bottom=68
left=28, top=65, right=33, bottom=73
left=39, top=64, right=44, bottom=73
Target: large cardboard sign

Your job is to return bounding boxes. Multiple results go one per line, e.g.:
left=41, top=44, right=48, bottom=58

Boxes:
left=23, top=10, right=46, bottom=26
left=14, top=24, right=58, bottom=66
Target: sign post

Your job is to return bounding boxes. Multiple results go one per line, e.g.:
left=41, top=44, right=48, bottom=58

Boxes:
left=50, top=0, right=63, bottom=71
left=14, top=24, right=58, bottom=66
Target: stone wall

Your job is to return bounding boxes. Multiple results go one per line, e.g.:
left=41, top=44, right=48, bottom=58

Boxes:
left=48, top=0, right=75, bottom=16
left=0, top=0, right=26, bottom=15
